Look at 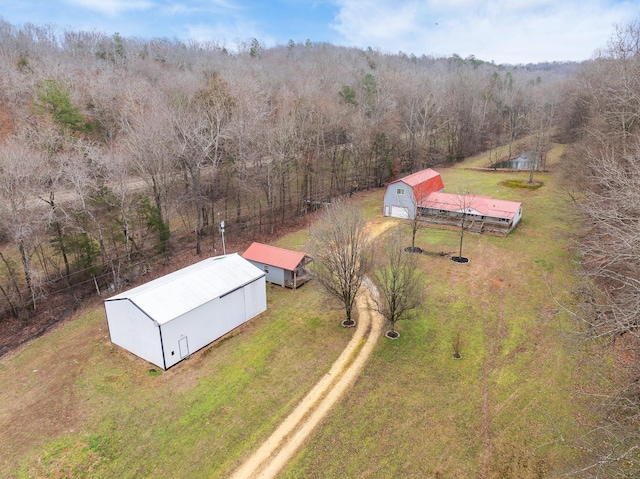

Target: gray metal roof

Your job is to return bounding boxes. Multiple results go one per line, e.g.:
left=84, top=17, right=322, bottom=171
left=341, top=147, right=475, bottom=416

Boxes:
left=105, top=253, right=265, bottom=325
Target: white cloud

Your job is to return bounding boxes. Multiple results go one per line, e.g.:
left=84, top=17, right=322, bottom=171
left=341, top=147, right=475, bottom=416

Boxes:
left=160, top=0, right=240, bottom=17
left=332, top=1, right=425, bottom=41
left=65, top=0, right=154, bottom=16
left=330, top=0, right=640, bottom=63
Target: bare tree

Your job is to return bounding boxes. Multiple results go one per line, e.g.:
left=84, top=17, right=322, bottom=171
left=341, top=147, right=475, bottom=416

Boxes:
left=123, top=91, right=178, bottom=232
left=575, top=143, right=640, bottom=339
left=559, top=20, right=640, bottom=477
left=172, top=75, right=234, bottom=254
left=408, top=209, right=423, bottom=252
left=397, top=78, right=442, bottom=172
left=500, top=73, right=531, bottom=161
left=407, top=191, right=429, bottom=253
left=371, top=228, right=424, bottom=338
left=529, top=85, right=558, bottom=180
left=32, top=123, right=73, bottom=282
left=453, top=191, right=475, bottom=263
left=309, top=199, right=371, bottom=327
left=61, top=140, right=123, bottom=290
left=0, top=137, right=46, bottom=311
left=258, top=94, right=298, bottom=232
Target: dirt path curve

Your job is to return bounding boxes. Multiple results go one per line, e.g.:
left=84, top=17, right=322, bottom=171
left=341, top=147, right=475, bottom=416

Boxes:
left=229, top=221, right=393, bottom=479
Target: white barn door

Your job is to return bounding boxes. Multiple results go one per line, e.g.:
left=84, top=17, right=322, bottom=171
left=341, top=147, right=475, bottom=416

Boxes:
left=178, top=336, right=189, bottom=358
left=391, top=206, right=409, bottom=219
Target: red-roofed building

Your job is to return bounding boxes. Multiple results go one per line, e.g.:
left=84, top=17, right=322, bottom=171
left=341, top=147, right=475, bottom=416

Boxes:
left=383, top=169, right=445, bottom=219
left=382, top=168, right=523, bottom=235
left=419, top=191, right=523, bottom=235
left=242, top=242, right=312, bottom=289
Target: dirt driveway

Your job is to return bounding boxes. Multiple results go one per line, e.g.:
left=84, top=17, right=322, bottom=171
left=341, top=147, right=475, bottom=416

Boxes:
left=229, top=284, right=383, bottom=479
left=229, top=219, right=395, bottom=479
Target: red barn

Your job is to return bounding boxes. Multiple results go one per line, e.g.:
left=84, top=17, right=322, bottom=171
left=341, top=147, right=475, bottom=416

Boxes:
left=382, top=169, right=445, bottom=219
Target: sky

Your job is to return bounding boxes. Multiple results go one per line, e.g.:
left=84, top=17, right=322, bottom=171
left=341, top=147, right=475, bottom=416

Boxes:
left=1, top=0, right=639, bottom=64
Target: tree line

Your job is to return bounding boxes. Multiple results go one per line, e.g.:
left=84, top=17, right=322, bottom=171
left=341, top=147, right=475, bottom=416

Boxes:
left=559, top=19, right=640, bottom=478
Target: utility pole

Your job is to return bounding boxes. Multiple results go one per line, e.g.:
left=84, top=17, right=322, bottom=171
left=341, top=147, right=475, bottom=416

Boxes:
left=220, top=220, right=226, bottom=255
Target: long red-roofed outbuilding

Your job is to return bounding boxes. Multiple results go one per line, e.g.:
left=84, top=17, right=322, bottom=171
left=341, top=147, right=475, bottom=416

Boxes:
left=382, top=168, right=522, bottom=235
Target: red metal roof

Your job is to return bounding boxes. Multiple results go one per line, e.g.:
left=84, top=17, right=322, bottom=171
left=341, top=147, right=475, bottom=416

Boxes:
left=390, top=169, right=444, bottom=201
left=242, top=242, right=307, bottom=271
left=395, top=169, right=441, bottom=187
left=419, top=192, right=522, bottom=219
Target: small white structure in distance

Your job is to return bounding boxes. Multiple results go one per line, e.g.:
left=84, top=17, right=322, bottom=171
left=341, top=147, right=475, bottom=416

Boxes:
left=104, top=253, right=267, bottom=370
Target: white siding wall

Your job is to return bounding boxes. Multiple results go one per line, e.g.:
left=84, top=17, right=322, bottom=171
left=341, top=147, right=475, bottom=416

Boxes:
left=383, top=181, right=417, bottom=219
left=159, top=277, right=267, bottom=369
left=244, top=276, right=267, bottom=319
left=511, top=206, right=523, bottom=229
left=247, top=260, right=286, bottom=287
left=105, top=299, right=165, bottom=369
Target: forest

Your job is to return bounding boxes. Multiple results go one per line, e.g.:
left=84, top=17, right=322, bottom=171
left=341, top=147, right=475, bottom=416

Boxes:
left=1, top=16, right=640, bottom=476
left=0, top=18, right=569, bottom=321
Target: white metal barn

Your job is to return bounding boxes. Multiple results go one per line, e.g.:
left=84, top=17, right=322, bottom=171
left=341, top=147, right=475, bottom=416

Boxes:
left=104, top=253, right=267, bottom=370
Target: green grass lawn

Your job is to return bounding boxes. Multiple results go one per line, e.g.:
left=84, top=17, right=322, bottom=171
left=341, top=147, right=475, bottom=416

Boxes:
left=0, top=281, right=350, bottom=478
left=281, top=149, right=586, bottom=478
left=0, top=144, right=593, bottom=478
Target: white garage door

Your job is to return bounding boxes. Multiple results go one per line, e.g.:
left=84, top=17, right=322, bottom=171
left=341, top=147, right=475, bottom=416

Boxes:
left=391, top=206, right=409, bottom=219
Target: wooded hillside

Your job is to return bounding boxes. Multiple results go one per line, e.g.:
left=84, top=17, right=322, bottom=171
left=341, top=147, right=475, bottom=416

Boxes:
left=559, top=20, right=640, bottom=477
left=0, top=19, right=567, bottom=320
